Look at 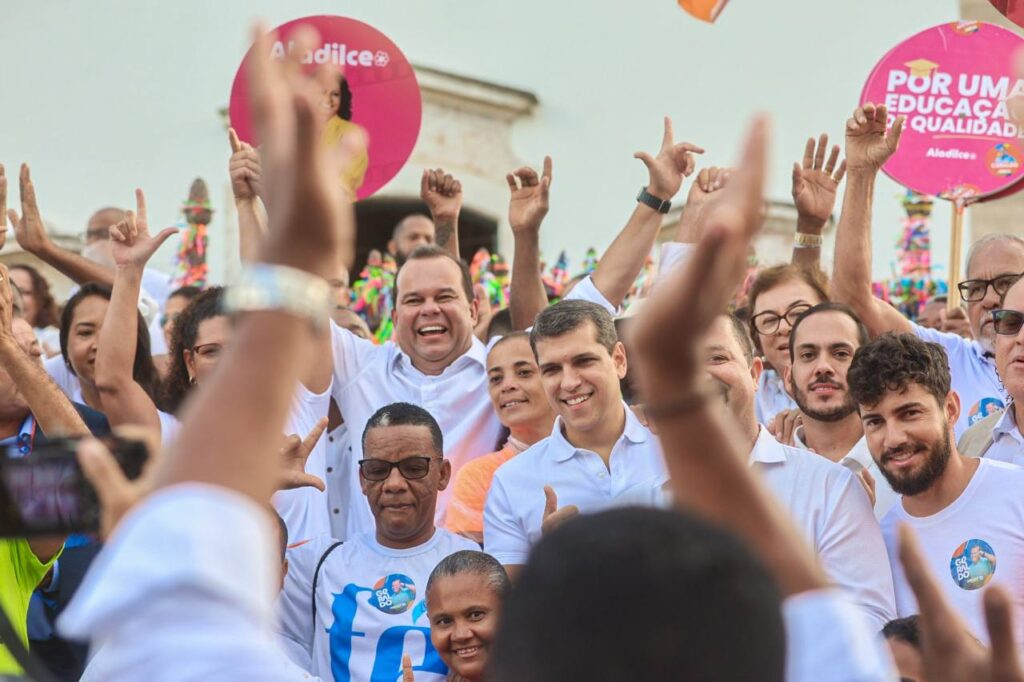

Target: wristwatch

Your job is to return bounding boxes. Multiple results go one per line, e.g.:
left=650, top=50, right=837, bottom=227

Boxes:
left=636, top=186, right=672, bottom=214
left=223, top=263, right=331, bottom=330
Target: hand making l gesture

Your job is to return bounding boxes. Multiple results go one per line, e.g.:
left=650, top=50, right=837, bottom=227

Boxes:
left=634, top=116, right=704, bottom=199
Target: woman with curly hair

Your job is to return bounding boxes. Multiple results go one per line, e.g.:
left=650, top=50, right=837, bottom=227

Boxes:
left=9, top=263, right=61, bottom=356
left=160, top=287, right=228, bottom=414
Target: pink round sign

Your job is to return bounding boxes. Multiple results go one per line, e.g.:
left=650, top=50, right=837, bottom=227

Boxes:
left=860, top=21, right=1024, bottom=200
left=229, top=16, right=422, bottom=201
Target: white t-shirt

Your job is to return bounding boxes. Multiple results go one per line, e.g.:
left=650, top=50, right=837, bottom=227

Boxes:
left=881, top=457, right=1024, bottom=647
left=324, top=420, right=355, bottom=541
left=279, top=530, right=479, bottom=682
left=756, top=368, right=797, bottom=427
left=912, top=323, right=1006, bottom=439
left=483, top=403, right=665, bottom=566
left=329, top=275, right=617, bottom=540
left=59, top=484, right=315, bottom=681
left=979, top=401, right=1024, bottom=466
left=274, top=382, right=333, bottom=545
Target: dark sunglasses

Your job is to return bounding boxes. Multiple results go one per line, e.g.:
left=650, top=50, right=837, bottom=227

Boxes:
left=751, top=303, right=813, bottom=335
left=957, top=273, right=1023, bottom=303
left=358, top=456, right=438, bottom=481
left=992, top=309, right=1024, bottom=336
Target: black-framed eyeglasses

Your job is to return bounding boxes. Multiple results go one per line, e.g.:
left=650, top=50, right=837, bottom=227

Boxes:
left=751, top=303, right=813, bottom=335
left=358, top=456, right=438, bottom=481
left=957, top=273, right=1024, bottom=303
left=992, top=309, right=1024, bottom=336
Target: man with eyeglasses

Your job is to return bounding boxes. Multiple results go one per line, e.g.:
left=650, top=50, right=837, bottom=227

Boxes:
left=959, top=275, right=1024, bottom=464
left=279, top=402, right=477, bottom=682
left=831, top=103, right=1019, bottom=438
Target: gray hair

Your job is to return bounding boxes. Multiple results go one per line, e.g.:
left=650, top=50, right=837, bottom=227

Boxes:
left=966, top=234, right=1024, bottom=277
left=530, top=300, right=618, bottom=356
left=426, top=550, right=510, bottom=606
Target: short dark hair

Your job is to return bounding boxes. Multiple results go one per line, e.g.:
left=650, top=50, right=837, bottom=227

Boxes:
left=168, top=285, right=203, bottom=305
left=788, top=302, right=870, bottom=362
left=530, top=300, right=618, bottom=356
left=486, top=307, right=513, bottom=341
left=426, top=550, right=510, bottom=607
left=725, top=313, right=755, bottom=365
left=488, top=507, right=785, bottom=682
left=881, top=615, right=921, bottom=648
left=613, top=317, right=638, bottom=404
left=848, top=332, right=951, bottom=409
left=393, top=245, right=475, bottom=307
left=60, top=283, right=161, bottom=402
left=362, top=402, right=444, bottom=457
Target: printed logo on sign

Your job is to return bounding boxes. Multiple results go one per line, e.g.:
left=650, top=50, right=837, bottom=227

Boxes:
left=953, top=21, right=981, bottom=35
left=969, top=397, right=1004, bottom=425
left=987, top=143, right=1021, bottom=176
left=949, top=539, right=997, bottom=590
left=270, top=41, right=390, bottom=68
left=368, top=573, right=417, bottom=615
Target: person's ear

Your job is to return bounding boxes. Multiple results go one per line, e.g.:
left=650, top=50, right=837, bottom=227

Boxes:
left=946, top=390, right=961, bottom=430
left=751, top=356, right=763, bottom=388
left=612, top=342, right=628, bottom=380
left=438, top=458, right=452, bottom=491
left=184, top=349, right=197, bottom=384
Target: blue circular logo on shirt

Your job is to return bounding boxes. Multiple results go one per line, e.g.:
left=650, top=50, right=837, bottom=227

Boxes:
left=950, top=539, right=997, bottom=591
left=969, top=398, right=1004, bottom=425
left=368, top=573, right=417, bottom=614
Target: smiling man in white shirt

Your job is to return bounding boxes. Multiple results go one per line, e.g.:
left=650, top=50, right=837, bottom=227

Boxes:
left=785, top=302, right=899, bottom=519
left=483, top=300, right=666, bottom=575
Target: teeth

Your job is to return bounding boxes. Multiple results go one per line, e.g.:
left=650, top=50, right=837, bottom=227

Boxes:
left=503, top=400, right=525, bottom=408
left=455, top=647, right=480, bottom=657
left=566, top=395, right=590, bottom=406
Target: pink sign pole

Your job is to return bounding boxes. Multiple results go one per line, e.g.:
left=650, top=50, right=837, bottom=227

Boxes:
left=861, top=21, right=1024, bottom=309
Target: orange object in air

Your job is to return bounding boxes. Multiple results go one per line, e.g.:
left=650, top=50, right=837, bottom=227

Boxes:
left=678, top=0, right=729, bottom=22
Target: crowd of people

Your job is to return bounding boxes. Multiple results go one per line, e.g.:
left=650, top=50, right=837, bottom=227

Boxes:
left=4, top=21, right=1024, bottom=682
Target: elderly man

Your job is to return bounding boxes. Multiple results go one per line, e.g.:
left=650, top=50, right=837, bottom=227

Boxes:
left=279, top=403, right=477, bottom=681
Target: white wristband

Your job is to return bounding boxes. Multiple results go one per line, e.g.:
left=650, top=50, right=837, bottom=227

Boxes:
left=223, top=264, right=331, bottom=330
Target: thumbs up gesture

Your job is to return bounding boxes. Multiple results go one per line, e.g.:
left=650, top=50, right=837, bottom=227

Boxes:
left=541, top=485, right=579, bottom=536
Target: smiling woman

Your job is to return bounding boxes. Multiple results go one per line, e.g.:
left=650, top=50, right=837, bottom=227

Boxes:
left=426, top=551, right=510, bottom=682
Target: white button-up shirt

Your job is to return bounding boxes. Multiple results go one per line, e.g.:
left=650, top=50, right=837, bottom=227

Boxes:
left=483, top=403, right=666, bottom=565
left=752, top=429, right=897, bottom=631
left=331, top=276, right=616, bottom=539
left=792, top=429, right=900, bottom=520
left=983, top=401, right=1024, bottom=467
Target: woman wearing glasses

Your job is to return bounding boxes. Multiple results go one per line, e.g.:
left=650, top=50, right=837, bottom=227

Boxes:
left=746, top=264, right=829, bottom=427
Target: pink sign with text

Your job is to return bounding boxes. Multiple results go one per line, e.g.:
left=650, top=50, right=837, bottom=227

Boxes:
left=229, top=16, right=422, bottom=200
left=860, top=21, right=1024, bottom=200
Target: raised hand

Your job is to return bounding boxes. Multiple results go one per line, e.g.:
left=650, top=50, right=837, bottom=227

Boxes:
left=278, top=417, right=328, bottom=491
left=632, top=116, right=769, bottom=395
left=633, top=116, right=704, bottom=199
left=541, top=485, right=579, bottom=536
left=108, top=189, right=178, bottom=270
left=792, top=134, right=846, bottom=224
left=8, top=164, right=53, bottom=257
left=248, top=24, right=357, bottom=277
left=845, top=103, right=904, bottom=173
left=898, top=524, right=1023, bottom=682
left=676, top=166, right=731, bottom=242
left=0, top=164, right=8, bottom=250
left=507, top=156, right=552, bottom=233
left=420, top=168, right=463, bottom=223
left=401, top=654, right=416, bottom=682
left=228, top=128, right=264, bottom=201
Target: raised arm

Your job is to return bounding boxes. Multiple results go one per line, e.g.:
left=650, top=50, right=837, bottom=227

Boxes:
left=7, top=165, right=116, bottom=286
left=95, top=190, right=177, bottom=434
left=0, top=264, right=88, bottom=438
left=229, top=127, right=269, bottom=263
left=591, top=117, right=703, bottom=308
left=507, top=156, right=552, bottom=330
left=790, top=134, right=845, bottom=269
left=830, top=104, right=911, bottom=336
left=631, top=116, right=827, bottom=597
left=421, top=168, right=463, bottom=259
left=155, top=24, right=354, bottom=503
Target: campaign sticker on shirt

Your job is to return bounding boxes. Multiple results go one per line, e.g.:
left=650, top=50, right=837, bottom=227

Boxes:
left=369, top=573, right=417, bottom=614
left=228, top=15, right=423, bottom=200
left=969, top=397, right=1005, bottom=425
left=950, top=539, right=997, bottom=590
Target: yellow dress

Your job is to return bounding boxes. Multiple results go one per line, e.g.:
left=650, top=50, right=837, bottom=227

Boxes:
left=322, top=117, right=369, bottom=194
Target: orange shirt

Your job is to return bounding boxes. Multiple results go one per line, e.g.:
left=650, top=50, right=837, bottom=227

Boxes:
left=445, top=445, right=518, bottom=541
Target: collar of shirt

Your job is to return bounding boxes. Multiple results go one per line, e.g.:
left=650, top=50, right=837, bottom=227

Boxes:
left=0, top=414, right=36, bottom=457
left=549, top=402, right=648, bottom=463
left=390, top=335, right=488, bottom=378
left=973, top=339, right=997, bottom=363
left=749, top=426, right=788, bottom=465
left=792, top=426, right=873, bottom=473
left=991, top=400, right=1023, bottom=445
